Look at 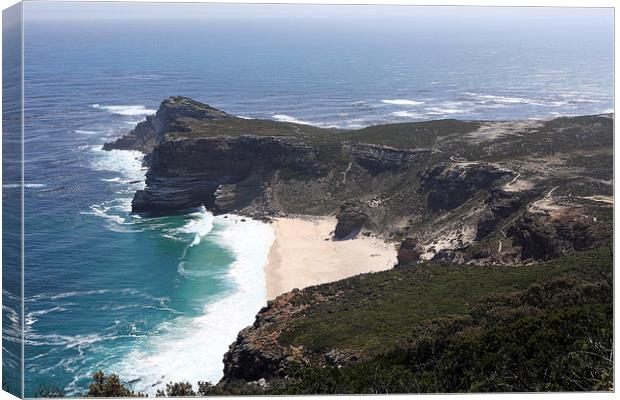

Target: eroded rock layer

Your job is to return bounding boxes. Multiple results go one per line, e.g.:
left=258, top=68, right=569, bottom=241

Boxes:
left=105, top=96, right=612, bottom=265
left=103, top=96, right=612, bottom=388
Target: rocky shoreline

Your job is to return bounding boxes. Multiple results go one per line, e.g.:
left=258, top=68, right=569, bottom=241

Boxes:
left=105, top=96, right=612, bottom=265
left=104, top=96, right=613, bottom=385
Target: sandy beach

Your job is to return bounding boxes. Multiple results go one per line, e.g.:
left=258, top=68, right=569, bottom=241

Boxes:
left=265, top=216, right=398, bottom=299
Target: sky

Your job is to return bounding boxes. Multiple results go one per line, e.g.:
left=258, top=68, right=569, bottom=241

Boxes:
left=21, top=1, right=614, bottom=28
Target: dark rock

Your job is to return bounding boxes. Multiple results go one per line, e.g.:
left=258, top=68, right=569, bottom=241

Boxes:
left=221, top=326, right=285, bottom=382
left=470, top=248, right=492, bottom=259
left=508, top=212, right=610, bottom=261
left=432, top=249, right=465, bottom=264
left=222, top=291, right=303, bottom=383
left=132, top=135, right=320, bottom=215
left=397, top=237, right=421, bottom=265
left=419, top=162, right=513, bottom=212
left=476, top=189, right=523, bottom=240
left=343, top=143, right=434, bottom=174
left=334, top=201, right=369, bottom=239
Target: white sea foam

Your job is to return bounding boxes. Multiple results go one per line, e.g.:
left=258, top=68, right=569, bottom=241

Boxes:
left=75, top=129, right=99, bottom=135
left=426, top=107, right=465, bottom=115
left=86, top=146, right=146, bottom=229
left=26, top=332, right=109, bottom=348
left=91, top=104, right=156, bottom=116
left=112, top=214, right=274, bottom=396
left=2, top=183, right=46, bottom=189
left=169, top=206, right=215, bottom=247
left=463, top=92, right=546, bottom=106
left=90, top=146, right=146, bottom=184
left=381, top=99, right=425, bottom=106
left=391, top=111, right=423, bottom=118
left=477, top=94, right=530, bottom=104
left=84, top=203, right=126, bottom=225
left=342, top=120, right=366, bottom=129
left=272, top=113, right=313, bottom=125
left=25, top=307, right=68, bottom=330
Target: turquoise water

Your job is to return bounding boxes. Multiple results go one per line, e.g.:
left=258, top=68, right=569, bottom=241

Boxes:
left=2, top=3, right=613, bottom=397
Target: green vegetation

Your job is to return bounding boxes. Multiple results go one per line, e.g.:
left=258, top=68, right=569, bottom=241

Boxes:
left=168, top=118, right=336, bottom=144
left=267, top=245, right=612, bottom=393
left=87, top=371, right=143, bottom=397
left=272, top=303, right=612, bottom=393
left=340, top=119, right=480, bottom=148
left=86, top=245, right=612, bottom=395
left=278, top=245, right=612, bottom=355
left=169, top=116, right=482, bottom=150
left=156, top=382, right=196, bottom=396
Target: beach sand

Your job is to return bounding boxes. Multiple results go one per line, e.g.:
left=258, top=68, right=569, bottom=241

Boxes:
left=265, top=216, right=398, bottom=299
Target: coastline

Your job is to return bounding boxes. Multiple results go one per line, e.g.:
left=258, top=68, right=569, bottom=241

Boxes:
left=264, top=216, right=398, bottom=299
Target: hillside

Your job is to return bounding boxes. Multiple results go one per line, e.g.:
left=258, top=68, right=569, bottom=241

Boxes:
left=106, top=96, right=612, bottom=265
left=99, top=96, right=614, bottom=394
left=88, top=245, right=613, bottom=395
left=220, top=245, right=612, bottom=393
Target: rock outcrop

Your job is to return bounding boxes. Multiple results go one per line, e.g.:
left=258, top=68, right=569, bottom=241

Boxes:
left=508, top=211, right=610, bottom=261
left=334, top=201, right=369, bottom=239
left=222, top=291, right=305, bottom=382
left=103, top=97, right=612, bottom=265
left=132, top=135, right=320, bottom=215
left=419, top=162, right=514, bottom=212
left=396, top=237, right=421, bottom=265
left=475, top=189, right=524, bottom=240
left=343, top=143, right=433, bottom=174
left=103, top=96, right=234, bottom=153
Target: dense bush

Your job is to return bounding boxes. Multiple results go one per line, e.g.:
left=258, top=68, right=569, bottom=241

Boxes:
left=87, top=371, right=143, bottom=397
left=86, top=246, right=612, bottom=395
left=156, top=382, right=196, bottom=396
left=270, top=302, right=612, bottom=394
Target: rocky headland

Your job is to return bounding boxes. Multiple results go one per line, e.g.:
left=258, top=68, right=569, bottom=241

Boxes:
left=106, top=96, right=612, bottom=264
left=104, top=96, right=613, bottom=390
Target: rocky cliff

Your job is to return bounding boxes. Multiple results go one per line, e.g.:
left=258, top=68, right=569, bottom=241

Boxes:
left=103, top=96, right=234, bottom=153
left=105, top=96, right=613, bottom=265
left=103, top=96, right=612, bottom=388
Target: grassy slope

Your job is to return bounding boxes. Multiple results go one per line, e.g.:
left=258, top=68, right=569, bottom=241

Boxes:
left=277, top=245, right=612, bottom=355
left=167, top=117, right=479, bottom=148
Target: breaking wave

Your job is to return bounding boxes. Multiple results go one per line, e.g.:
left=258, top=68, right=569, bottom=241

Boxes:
left=91, top=104, right=156, bottom=116
left=111, top=214, right=274, bottom=396
left=381, top=99, right=425, bottom=106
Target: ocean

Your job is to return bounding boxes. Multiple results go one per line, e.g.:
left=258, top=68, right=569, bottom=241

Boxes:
left=3, top=3, right=613, bottom=397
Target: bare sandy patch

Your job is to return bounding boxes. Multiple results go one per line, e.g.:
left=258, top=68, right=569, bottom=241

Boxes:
left=265, top=217, right=397, bottom=299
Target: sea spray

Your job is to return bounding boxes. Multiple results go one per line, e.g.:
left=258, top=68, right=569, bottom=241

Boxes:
left=83, top=146, right=146, bottom=230
left=89, top=146, right=146, bottom=187
left=173, top=207, right=216, bottom=277
left=173, top=207, right=215, bottom=247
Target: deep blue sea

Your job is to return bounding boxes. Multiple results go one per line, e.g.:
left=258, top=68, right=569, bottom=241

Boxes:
left=3, top=3, right=613, bottom=397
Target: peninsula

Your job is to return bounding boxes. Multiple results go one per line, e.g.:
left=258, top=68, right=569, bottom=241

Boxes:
left=103, top=96, right=613, bottom=393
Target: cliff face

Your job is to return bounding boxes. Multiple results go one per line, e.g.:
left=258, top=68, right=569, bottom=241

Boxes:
left=103, top=97, right=612, bottom=388
left=104, top=96, right=613, bottom=266
left=132, top=135, right=321, bottom=215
